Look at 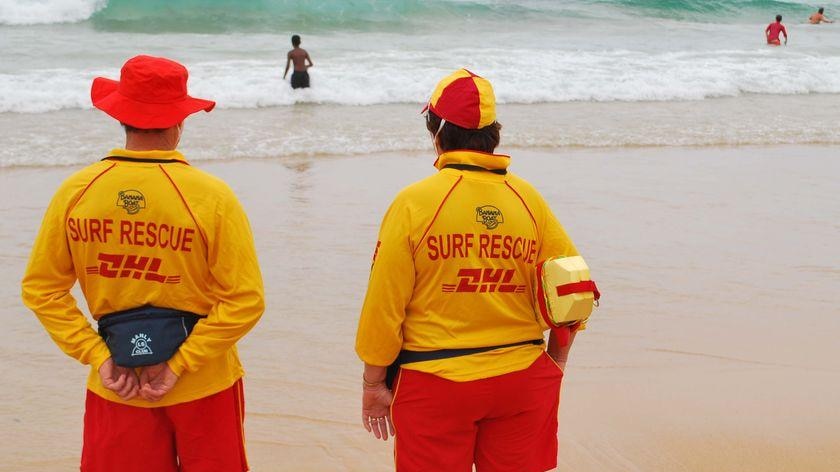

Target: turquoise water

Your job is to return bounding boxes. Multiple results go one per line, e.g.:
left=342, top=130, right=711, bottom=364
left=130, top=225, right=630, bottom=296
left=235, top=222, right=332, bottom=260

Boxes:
left=2, top=0, right=840, bottom=165
left=607, top=0, right=814, bottom=20
left=86, top=0, right=828, bottom=32
left=3, top=0, right=832, bottom=31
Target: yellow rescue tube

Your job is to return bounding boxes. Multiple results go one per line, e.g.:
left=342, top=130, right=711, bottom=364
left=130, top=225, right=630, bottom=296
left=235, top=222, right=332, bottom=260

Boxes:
left=536, top=255, right=600, bottom=327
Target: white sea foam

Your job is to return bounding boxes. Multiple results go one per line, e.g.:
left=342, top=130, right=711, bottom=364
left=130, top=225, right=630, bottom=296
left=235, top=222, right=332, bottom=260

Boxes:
left=4, top=0, right=840, bottom=167
left=0, top=0, right=104, bottom=25
left=3, top=49, right=840, bottom=114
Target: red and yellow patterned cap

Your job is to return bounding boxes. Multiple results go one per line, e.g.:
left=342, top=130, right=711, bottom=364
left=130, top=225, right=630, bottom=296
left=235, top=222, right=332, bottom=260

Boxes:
left=422, top=69, right=496, bottom=130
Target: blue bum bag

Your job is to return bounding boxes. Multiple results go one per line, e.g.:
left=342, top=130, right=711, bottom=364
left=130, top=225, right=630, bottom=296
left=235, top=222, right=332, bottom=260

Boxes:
left=97, top=306, right=204, bottom=368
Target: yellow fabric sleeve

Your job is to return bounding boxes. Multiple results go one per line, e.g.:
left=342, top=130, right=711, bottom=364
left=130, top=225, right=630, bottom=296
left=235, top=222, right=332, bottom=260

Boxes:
left=533, top=192, right=587, bottom=331
left=536, top=204, right=578, bottom=262
left=355, top=197, right=415, bottom=366
left=21, top=181, right=112, bottom=370
left=167, top=191, right=265, bottom=376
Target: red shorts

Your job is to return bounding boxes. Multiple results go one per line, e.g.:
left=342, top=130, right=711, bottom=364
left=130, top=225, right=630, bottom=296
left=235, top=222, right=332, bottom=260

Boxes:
left=391, top=353, right=564, bottom=472
left=81, top=379, right=248, bottom=472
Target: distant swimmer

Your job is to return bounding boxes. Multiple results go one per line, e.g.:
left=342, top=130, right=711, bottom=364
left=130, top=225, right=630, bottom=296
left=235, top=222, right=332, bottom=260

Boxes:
left=766, top=14, right=788, bottom=45
left=283, top=34, right=313, bottom=89
left=809, top=7, right=834, bottom=24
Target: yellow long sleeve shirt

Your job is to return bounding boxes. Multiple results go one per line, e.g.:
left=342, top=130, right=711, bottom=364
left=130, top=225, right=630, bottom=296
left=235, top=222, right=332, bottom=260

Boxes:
left=21, top=148, right=264, bottom=407
left=356, top=150, right=579, bottom=382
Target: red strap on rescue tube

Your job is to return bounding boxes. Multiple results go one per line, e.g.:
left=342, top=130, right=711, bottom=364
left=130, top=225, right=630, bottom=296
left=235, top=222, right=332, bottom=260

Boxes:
left=555, top=280, right=601, bottom=301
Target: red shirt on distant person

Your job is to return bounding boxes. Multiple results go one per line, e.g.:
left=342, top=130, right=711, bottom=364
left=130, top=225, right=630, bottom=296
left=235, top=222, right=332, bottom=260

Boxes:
left=766, top=15, right=788, bottom=45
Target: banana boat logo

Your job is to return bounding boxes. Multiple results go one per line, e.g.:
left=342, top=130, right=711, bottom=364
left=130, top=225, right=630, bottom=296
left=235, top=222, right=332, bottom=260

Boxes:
left=476, top=205, right=504, bottom=230
left=117, top=190, right=146, bottom=215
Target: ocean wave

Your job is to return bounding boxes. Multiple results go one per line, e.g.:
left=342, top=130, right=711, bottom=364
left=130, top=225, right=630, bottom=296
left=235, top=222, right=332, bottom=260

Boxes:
left=0, top=0, right=550, bottom=29
left=2, top=49, right=840, bottom=113
left=1, top=0, right=825, bottom=29
left=0, top=0, right=105, bottom=26
left=606, top=0, right=816, bottom=21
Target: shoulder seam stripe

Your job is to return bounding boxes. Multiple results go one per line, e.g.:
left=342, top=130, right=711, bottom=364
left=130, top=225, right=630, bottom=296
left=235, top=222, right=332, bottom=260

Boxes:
left=504, top=180, right=538, bottom=232
left=412, top=176, right=463, bottom=257
left=64, top=162, right=117, bottom=222
left=157, top=165, right=209, bottom=249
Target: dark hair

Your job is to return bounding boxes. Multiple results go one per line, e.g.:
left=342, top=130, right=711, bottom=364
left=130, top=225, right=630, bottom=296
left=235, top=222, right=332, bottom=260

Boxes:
left=819, top=7, right=824, bottom=14
left=291, top=34, right=301, bottom=46
left=425, top=111, right=501, bottom=153
left=776, top=14, right=782, bottom=21
left=121, top=123, right=167, bottom=134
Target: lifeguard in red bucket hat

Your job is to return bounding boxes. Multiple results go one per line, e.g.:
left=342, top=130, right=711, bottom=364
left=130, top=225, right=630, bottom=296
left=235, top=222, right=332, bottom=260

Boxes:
left=22, top=55, right=265, bottom=472
left=355, top=69, right=594, bottom=471
left=92, top=54, right=215, bottom=129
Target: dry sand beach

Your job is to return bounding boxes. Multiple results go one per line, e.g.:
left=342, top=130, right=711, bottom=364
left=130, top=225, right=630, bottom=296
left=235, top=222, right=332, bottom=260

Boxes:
left=4, top=0, right=840, bottom=469
left=1, top=126, right=838, bottom=470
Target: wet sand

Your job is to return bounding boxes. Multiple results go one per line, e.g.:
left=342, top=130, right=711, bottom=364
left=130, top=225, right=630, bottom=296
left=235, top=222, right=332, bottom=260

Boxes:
left=1, top=145, right=838, bottom=471
left=5, top=95, right=840, bottom=168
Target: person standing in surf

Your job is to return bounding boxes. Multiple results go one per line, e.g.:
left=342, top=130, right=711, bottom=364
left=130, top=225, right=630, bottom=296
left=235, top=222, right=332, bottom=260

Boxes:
left=21, top=55, right=265, bottom=472
left=766, top=14, right=788, bottom=45
left=283, top=34, right=314, bottom=89
left=355, top=69, right=589, bottom=471
left=809, top=7, right=834, bottom=24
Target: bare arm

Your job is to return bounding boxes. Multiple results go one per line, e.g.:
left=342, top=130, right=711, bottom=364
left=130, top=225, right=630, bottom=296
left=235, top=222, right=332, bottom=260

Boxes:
left=546, top=328, right=577, bottom=372
left=305, top=52, right=313, bottom=68
left=283, top=54, right=291, bottom=79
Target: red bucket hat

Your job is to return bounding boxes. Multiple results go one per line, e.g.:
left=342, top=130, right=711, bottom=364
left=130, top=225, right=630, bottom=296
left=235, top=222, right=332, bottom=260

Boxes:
left=91, top=55, right=215, bottom=129
left=422, top=69, right=496, bottom=130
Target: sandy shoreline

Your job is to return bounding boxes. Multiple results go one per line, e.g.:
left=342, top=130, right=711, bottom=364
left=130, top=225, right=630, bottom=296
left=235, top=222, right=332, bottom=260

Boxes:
left=1, top=144, right=838, bottom=471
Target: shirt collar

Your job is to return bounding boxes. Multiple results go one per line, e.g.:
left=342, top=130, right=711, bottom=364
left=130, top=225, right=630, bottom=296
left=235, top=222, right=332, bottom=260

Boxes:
left=106, top=148, right=189, bottom=164
left=433, top=150, right=510, bottom=171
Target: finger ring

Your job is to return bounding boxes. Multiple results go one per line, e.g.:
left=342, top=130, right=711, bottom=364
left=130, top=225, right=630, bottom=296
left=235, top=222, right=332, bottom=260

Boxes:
left=378, top=417, right=385, bottom=421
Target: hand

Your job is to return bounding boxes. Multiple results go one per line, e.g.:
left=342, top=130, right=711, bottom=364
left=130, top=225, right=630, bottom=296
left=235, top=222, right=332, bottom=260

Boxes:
left=138, top=362, right=179, bottom=402
left=362, top=383, right=395, bottom=441
left=98, top=357, right=139, bottom=400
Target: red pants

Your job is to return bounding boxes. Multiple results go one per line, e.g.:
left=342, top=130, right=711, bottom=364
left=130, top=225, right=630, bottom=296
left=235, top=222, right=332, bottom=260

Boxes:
left=81, top=379, right=248, bottom=472
left=391, top=353, right=564, bottom=472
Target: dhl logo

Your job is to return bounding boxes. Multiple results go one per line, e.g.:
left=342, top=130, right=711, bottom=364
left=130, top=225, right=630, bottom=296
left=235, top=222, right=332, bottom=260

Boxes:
left=86, top=253, right=181, bottom=284
left=442, top=268, right=526, bottom=293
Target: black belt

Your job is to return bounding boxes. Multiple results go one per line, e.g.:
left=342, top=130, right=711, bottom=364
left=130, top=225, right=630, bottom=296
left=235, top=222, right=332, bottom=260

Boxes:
left=385, top=338, right=544, bottom=388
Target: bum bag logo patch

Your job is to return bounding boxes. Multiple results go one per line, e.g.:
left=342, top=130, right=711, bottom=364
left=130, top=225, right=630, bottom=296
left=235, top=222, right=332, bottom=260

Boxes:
left=130, top=333, right=154, bottom=357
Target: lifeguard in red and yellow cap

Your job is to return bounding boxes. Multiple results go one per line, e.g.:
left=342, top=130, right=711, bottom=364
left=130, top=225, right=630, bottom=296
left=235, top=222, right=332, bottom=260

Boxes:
left=355, top=69, right=594, bottom=471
